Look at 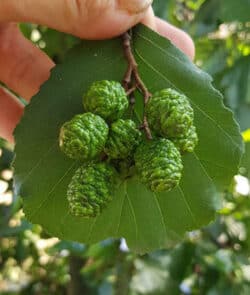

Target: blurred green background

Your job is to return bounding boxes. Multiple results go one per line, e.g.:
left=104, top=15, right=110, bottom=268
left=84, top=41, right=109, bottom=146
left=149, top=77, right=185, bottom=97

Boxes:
left=1, top=0, right=250, bottom=294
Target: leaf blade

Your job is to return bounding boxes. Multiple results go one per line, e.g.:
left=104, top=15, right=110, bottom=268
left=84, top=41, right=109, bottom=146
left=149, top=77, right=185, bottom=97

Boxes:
left=13, top=25, right=243, bottom=253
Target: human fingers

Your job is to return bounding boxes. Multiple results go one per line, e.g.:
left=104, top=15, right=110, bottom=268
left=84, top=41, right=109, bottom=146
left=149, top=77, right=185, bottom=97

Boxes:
left=0, top=23, right=54, bottom=143
left=0, top=0, right=154, bottom=39
left=0, top=23, right=54, bottom=101
left=155, top=17, right=195, bottom=60
left=0, top=87, right=23, bottom=143
left=141, top=6, right=157, bottom=30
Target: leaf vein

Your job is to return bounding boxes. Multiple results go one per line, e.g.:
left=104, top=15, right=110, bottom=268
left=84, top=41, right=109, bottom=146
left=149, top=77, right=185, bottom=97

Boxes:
left=16, top=142, right=57, bottom=186
left=152, top=193, right=167, bottom=236
left=116, top=183, right=126, bottom=236
left=178, top=186, right=198, bottom=227
left=135, top=31, right=194, bottom=69
left=126, top=192, right=138, bottom=246
left=193, top=152, right=215, bottom=183
left=29, top=162, right=77, bottom=219
left=87, top=217, right=98, bottom=244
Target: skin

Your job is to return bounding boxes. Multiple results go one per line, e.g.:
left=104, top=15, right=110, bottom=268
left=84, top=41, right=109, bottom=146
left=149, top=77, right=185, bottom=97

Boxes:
left=0, top=0, right=195, bottom=143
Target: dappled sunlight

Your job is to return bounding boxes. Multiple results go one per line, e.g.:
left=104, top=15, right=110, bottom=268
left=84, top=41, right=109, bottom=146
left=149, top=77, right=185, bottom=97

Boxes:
left=235, top=175, right=250, bottom=196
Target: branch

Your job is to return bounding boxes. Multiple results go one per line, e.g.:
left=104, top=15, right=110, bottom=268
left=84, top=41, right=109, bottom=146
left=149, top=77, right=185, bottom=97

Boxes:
left=122, top=32, right=152, bottom=140
left=67, top=255, right=90, bottom=295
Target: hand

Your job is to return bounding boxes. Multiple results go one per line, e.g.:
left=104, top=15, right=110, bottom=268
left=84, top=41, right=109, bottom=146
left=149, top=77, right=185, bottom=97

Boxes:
left=0, top=0, right=195, bottom=143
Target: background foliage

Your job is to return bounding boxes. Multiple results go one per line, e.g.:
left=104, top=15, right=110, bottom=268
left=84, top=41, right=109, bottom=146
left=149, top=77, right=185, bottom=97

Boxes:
left=1, top=0, right=250, bottom=293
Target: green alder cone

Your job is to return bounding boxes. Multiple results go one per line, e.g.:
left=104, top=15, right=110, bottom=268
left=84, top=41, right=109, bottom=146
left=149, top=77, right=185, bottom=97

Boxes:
left=105, top=119, right=142, bottom=159
left=172, top=125, right=198, bottom=154
left=67, top=163, right=118, bottom=218
left=83, top=80, right=129, bottom=122
left=59, top=113, right=108, bottom=161
left=135, top=138, right=183, bottom=192
left=146, top=88, right=194, bottom=138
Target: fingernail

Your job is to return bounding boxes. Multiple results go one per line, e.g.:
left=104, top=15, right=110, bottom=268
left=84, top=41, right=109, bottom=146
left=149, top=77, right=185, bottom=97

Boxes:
left=118, top=0, right=153, bottom=14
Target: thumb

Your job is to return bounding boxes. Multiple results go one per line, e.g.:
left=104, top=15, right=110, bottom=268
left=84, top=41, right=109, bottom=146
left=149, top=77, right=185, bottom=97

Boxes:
left=0, top=0, right=153, bottom=39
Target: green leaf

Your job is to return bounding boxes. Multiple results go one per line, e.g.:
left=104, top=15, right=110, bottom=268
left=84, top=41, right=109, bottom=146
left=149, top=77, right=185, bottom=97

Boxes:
left=152, top=0, right=168, bottom=19
left=131, top=242, right=195, bottom=295
left=241, top=142, right=250, bottom=178
left=168, top=242, right=195, bottom=281
left=220, top=0, right=250, bottom=23
left=13, top=25, right=243, bottom=253
left=192, top=0, right=221, bottom=36
left=41, top=28, right=79, bottom=62
left=193, top=0, right=250, bottom=37
left=131, top=258, right=170, bottom=295
left=220, top=57, right=250, bottom=131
